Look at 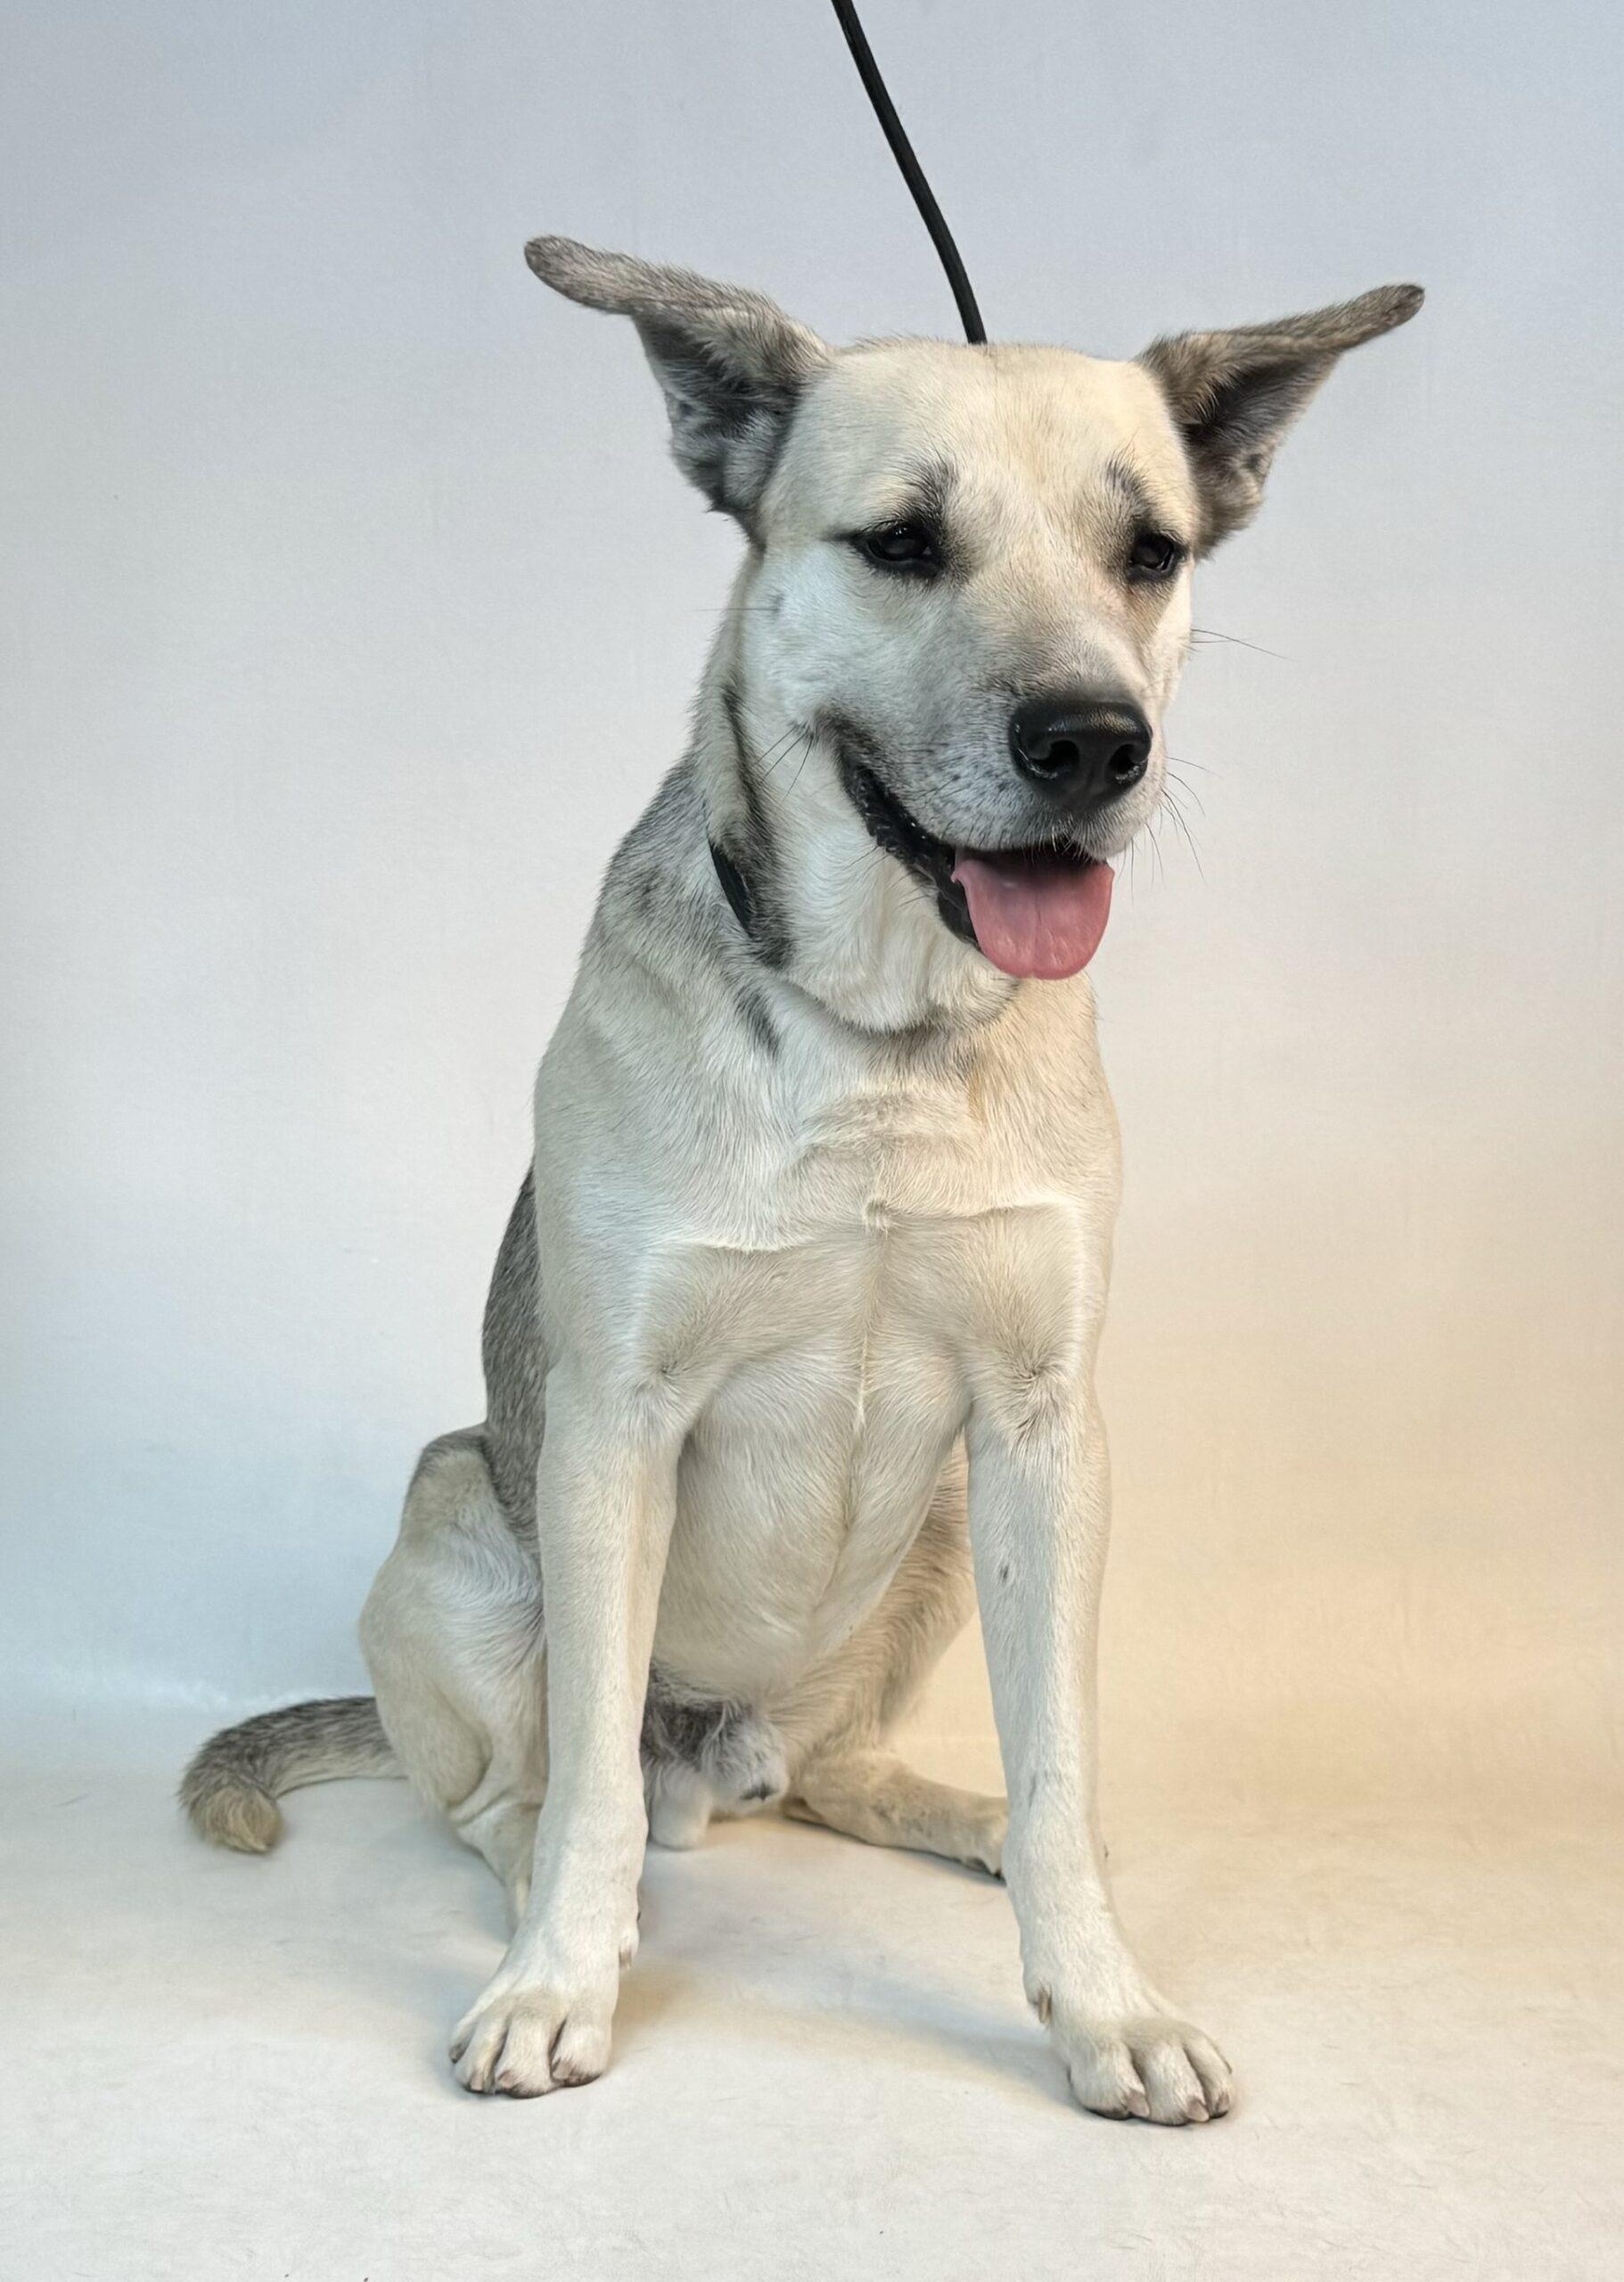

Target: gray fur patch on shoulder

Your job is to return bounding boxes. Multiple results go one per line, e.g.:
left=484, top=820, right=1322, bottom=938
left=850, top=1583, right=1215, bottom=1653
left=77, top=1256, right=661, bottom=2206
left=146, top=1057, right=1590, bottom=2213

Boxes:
left=481, top=1182, right=545, bottom=1531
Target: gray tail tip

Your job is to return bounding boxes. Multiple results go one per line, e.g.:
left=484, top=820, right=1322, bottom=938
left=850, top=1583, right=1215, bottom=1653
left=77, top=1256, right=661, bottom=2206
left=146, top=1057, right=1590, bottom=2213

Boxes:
left=179, top=1763, right=284, bottom=1854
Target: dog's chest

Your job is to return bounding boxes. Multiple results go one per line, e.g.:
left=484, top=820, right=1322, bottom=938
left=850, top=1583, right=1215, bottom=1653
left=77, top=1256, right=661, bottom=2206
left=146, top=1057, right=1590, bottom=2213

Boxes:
left=651, top=1057, right=1084, bottom=1692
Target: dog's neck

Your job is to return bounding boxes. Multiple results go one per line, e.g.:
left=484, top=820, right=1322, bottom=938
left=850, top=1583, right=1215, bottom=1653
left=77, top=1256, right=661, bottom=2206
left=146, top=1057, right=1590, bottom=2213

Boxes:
left=693, top=570, right=1015, bottom=1038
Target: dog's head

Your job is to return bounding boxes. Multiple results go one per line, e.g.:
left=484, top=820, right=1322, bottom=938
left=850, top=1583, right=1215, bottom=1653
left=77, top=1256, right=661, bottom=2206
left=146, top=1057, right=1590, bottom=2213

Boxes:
left=527, top=238, right=1420, bottom=988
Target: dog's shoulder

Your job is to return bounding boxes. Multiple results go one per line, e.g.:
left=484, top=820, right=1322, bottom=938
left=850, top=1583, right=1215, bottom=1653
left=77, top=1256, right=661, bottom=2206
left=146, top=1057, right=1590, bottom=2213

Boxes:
left=532, top=758, right=781, bottom=1181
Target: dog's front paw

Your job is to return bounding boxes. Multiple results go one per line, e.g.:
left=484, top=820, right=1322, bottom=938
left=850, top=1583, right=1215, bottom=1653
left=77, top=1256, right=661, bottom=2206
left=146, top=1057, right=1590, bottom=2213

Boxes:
left=449, top=1965, right=619, bottom=2097
left=1047, top=1999, right=1232, bottom=2124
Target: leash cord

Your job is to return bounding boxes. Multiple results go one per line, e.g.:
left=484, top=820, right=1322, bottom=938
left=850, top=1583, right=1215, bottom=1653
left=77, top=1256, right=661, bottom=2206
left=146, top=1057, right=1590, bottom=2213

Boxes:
left=829, top=0, right=987, bottom=344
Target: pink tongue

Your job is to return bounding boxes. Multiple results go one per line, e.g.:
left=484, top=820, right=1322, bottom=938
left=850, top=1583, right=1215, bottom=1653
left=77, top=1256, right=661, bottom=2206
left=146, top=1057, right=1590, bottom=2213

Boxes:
left=952, top=850, right=1115, bottom=980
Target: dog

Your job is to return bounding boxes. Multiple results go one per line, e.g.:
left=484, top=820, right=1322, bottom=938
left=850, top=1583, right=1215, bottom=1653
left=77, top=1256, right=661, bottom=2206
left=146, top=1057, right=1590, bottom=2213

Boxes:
left=182, top=238, right=1421, bottom=2121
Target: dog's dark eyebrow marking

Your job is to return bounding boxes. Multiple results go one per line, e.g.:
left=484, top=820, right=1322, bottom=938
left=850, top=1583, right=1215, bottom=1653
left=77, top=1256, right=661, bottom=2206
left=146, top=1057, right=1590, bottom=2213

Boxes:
left=1100, top=453, right=1185, bottom=541
left=830, top=455, right=964, bottom=577
left=902, top=454, right=957, bottom=532
left=830, top=454, right=960, bottom=538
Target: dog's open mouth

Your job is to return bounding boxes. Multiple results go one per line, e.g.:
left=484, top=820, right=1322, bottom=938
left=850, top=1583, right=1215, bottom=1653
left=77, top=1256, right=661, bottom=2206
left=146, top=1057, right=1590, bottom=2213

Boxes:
left=839, top=755, right=1114, bottom=982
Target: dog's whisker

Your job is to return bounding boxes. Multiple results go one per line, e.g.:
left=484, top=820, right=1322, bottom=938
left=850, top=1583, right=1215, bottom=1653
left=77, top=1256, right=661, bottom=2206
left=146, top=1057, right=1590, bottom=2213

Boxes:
left=1166, top=766, right=1208, bottom=819
left=1190, top=624, right=1288, bottom=661
left=1160, top=784, right=1207, bottom=881
left=1166, top=751, right=1214, bottom=777
left=753, top=724, right=812, bottom=781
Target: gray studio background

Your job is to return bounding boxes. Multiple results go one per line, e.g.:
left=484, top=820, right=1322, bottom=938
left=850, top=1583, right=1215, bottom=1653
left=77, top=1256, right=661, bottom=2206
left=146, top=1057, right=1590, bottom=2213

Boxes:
left=4, top=0, right=1620, bottom=1821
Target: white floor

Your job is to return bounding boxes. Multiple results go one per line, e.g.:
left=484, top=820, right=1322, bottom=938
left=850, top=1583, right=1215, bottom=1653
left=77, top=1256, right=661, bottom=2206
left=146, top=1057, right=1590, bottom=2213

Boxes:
left=5, top=1713, right=1620, bottom=2281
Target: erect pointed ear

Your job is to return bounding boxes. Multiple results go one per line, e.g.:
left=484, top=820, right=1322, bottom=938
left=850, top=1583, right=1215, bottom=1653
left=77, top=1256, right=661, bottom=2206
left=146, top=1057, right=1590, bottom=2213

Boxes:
left=525, top=236, right=830, bottom=527
left=1139, top=283, right=1423, bottom=550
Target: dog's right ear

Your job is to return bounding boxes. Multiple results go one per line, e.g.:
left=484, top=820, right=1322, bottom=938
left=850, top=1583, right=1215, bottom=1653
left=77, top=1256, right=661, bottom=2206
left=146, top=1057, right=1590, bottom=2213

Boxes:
left=1139, top=283, right=1423, bottom=550
left=525, top=237, right=829, bottom=526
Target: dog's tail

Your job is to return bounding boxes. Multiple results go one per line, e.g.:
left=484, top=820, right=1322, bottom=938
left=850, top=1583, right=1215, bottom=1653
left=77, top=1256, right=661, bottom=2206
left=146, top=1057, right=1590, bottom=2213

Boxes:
left=179, top=1696, right=397, bottom=1854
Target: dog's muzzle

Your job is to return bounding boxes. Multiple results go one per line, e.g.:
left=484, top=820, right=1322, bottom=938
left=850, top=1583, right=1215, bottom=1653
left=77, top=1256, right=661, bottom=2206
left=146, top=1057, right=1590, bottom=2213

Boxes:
left=834, top=732, right=1121, bottom=984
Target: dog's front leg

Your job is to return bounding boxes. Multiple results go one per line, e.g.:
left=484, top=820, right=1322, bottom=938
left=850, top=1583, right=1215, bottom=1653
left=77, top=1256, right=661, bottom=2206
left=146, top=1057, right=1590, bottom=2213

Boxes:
left=967, top=1381, right=1232, bottom=2124
left=449, top=1366, right=679, bottom=2097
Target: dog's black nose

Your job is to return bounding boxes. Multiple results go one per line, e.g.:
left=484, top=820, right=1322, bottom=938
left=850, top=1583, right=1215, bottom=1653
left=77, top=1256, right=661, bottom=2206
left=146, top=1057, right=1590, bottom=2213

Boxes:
left=1008, top=693, right=1152, bottom=805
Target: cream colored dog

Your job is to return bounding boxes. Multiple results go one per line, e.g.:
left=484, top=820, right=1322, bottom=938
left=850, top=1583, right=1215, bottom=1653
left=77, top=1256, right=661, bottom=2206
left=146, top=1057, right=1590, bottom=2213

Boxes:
left=184, top=241, right=1421, bottom=2121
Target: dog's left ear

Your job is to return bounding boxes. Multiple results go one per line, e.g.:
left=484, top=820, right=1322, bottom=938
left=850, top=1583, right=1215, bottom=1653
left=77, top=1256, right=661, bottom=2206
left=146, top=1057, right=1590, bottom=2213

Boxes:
left=1140, top=283, right=1423, bottom=550
left=525, top=236, right=830, bottom=525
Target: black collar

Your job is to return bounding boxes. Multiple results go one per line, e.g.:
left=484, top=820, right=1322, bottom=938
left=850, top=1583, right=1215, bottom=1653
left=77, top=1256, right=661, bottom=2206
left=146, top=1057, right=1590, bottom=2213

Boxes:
left=709, top=837, right=756, bottom=939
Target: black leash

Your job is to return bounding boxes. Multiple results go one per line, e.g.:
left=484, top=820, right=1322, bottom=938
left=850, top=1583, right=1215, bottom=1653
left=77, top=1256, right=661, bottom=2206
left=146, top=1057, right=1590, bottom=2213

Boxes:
left=830, top=0, right=986, bottom=344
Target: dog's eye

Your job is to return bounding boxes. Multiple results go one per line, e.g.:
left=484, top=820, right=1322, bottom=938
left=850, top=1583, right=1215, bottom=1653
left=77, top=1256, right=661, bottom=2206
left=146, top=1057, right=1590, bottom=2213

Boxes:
left=1127, top=529, right=1185, bottom=584
left=856, top=519, right=941, bottom=574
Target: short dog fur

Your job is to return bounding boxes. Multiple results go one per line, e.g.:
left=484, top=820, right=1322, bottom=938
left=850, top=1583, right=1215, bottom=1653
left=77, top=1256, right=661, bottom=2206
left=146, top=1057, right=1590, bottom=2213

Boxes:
left=183, top=239, right=1420, bottom=2120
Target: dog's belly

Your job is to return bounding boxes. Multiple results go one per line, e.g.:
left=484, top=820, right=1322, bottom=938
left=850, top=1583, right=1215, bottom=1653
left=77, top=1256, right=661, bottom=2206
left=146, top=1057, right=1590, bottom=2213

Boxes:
left=651, top=1237, right=969, bottom=1700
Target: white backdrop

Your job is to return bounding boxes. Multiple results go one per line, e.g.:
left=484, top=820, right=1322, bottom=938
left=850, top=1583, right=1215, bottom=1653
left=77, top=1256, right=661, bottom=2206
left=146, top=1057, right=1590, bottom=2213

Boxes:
left=4, top=0, right=1620, bottom=1823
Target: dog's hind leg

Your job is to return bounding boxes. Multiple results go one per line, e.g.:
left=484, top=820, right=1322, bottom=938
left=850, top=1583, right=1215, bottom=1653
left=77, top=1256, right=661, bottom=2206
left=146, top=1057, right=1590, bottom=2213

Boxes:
left=447, top=1790, right=543, bottom=1921
left=785, top=1752, right=1005, bottom=1876
left=777, top=1451, right=1005, bottom=1876
left=360, top=1428, right=547, bottom=1922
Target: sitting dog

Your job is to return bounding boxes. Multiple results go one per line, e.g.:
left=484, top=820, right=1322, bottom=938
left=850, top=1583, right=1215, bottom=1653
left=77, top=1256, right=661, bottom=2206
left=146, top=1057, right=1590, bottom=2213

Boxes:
left=183, top=239, right=1420, bottom=2120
